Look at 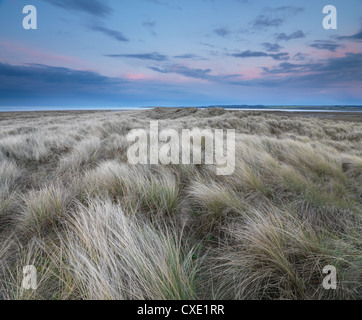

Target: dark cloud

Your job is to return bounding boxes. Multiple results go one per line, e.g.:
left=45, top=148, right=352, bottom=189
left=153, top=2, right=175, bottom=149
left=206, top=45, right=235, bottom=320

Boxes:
left=337, top=29, right=362, bottom=41
left=151, top=53, right=362, bottom=89
left=231, top=50, right=289, bottom=61
left=293, top=53, right=308, bottom=61
left=250, top=6, right=304, bottom=29
left=232, top=51, right=268, bottom=58
left=0, top=62, right=125, bottom=104
left=106, top=52, right=168, bottom=61
left=261, top=53, right=362, bottom=85
left=270, top=53, right=290, bottom=61
left=0, top=63, right=119, bottom=85
left=173, top=54, right=207, bottom=60
left=251, top=16, right=284, bottom=28
left=0, top=62, right=209, bottom=107
left=90, top=25, right=129, bottom=42
left=1, top=53, right=361, bottom=106
left=262, top=62, right=321, bottom=74
left=149, top=64, right=240, bottom=82
left=316, top=53, right=362, bottom=80
left=213, top=27, right=231, bottom=37
left=43, top=0, right=112, bottom=17
left=262, top=42, right=283, bottom=52
left=275, top=30, right=306, bottom=41
left=310, top=40, right=343, bottom=52
left=150, top=65, right=211, bottom=79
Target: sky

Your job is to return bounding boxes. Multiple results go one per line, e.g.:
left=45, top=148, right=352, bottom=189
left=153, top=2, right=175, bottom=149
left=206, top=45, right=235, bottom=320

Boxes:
left=0, top=0, right=361, bottom=108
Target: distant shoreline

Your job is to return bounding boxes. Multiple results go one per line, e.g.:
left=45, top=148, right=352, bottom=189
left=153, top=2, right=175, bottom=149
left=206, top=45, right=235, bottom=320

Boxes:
left=0, top=106, right=362, bottom=113
left=1, top=108, right=361, bottom=122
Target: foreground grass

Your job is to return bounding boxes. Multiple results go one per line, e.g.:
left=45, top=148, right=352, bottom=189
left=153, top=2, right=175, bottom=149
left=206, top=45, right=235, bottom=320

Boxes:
left=0, top=108, right=361, bottom=300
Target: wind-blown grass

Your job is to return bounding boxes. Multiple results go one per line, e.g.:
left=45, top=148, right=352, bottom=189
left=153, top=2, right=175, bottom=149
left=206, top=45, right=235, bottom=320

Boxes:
left=63, top=200, right=200, bottom=300
left=0, top=108, right=361, bottom=300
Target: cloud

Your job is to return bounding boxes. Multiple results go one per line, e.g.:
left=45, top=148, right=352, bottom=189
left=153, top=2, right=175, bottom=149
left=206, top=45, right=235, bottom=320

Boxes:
left=250, top=6, right=304, bottom=29
left=0, top=62, right=122, bottom=87
left=1, top=53, right=361, bottom=106
left=173, top=54, right=207, bottom=60
left=90, top=25, right=129, bottom=42
left=43, top=0, right=112, bottom=17
left=337, top=29, right=362, bottom=41
left=316, top=52, right=362, bottom=81
left=213, top=27, right=231, bottom=37
left=150, top=65, right=211, bottom=79
left=310, top=40, right=343, bottom=52
left=150, top=53, right=362, bottom=90
left=0, top=62, right=126, bottom=104
left=231, top=50, right=289, bottom=61
left=293, top=53, right=308, bottom=61
left=3, top=61, right=243, bottom=107
left=251, top=16, right=284, bottom=29
left=260, top=53, right=362, bottom=85
left=149, top=64, right=240, bottom=82
left=0, top=62, right=218, bottom=107
left=262, top=62, right=321, bottom=74
left=262, top=43, right=283, bottom=52
left=275, top=30, right=306, bottom=41
left=232, top=51, right=268, bottom=58
left=269, top=6, right=304, bottom=16
left=106, top=52, right=168, bottom=61
left=142, top=20, right=157, bottom=36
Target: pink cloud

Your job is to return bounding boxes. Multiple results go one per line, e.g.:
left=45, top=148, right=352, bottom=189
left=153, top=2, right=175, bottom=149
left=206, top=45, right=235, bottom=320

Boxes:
left=124, top=72, right=148, bottom=80
left=0, top=38, right=84, bottom=67
left=238, top=67, right=262, bottom=80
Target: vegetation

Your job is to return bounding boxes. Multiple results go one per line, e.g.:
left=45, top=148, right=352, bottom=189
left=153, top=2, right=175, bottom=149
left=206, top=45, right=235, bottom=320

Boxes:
left=0, top=108, right=361, bottom=300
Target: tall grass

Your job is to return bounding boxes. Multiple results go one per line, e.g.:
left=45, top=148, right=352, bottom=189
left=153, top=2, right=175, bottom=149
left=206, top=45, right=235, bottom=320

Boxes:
left=0, top=108, right=361, bottom=300
left=210, top=207, right=360, bottom=299
left=18, top=185, right=73, bottom=235
left=63, top=200, right=200, bottom=300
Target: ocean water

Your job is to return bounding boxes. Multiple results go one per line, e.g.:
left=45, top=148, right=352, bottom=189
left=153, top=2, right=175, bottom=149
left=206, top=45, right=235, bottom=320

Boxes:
left=0, top=106, right=361, bottom=113
left=226, top=108, right=362, bottom=113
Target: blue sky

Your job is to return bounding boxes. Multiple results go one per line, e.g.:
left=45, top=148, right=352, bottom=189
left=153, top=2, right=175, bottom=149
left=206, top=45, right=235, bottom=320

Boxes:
left=0, top=0, right=361, bottom=107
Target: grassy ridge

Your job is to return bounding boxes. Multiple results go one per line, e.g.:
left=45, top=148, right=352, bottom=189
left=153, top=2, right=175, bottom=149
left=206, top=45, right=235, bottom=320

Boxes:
left=0, top=108, right=361, bottom=300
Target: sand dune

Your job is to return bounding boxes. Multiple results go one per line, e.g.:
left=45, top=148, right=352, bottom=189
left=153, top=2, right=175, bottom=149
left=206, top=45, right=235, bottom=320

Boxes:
left=0, top=108, right=361, bottom=300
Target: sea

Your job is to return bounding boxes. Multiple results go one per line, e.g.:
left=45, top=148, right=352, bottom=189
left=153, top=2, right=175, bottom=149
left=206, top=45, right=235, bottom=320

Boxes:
left=0, top=106, right=362, bottom=113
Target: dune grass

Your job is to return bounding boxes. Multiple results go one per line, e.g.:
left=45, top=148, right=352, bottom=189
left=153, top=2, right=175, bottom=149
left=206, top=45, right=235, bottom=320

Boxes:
left=0, top=108, right=361, bottom=300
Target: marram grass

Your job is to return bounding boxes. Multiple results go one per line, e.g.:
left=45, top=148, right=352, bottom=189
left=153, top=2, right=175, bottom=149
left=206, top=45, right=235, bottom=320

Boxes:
left=0, top=108, right=361, bottom=300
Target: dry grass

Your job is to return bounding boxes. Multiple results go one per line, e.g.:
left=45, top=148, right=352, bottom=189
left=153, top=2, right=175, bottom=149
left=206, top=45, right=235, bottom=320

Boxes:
left=210, top=206, right=360, bottom=299
left=0, top=108, right=361, bottom=300
left=63, top=200, right=200, bottom=300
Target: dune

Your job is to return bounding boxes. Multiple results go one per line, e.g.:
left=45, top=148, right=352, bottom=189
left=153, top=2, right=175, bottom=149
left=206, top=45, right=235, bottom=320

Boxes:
left=0, top=107, right=361, bottom=300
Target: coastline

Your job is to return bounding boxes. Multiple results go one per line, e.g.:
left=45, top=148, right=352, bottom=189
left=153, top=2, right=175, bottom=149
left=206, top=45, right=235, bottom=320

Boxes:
left=1, top=108, right=361, bottom=122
